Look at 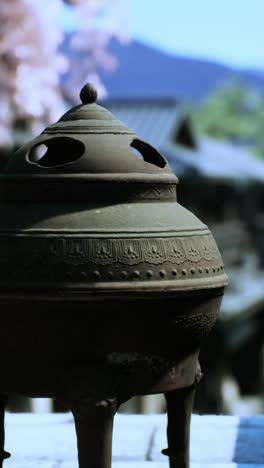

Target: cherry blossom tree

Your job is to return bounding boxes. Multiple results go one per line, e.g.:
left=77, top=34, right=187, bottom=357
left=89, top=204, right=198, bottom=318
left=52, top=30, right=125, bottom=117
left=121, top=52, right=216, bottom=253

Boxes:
left=0, top=0, right=128, bottom=150
left=0, top=0, right=66, bottom=147
left=64, top=0, right=129, bottom=100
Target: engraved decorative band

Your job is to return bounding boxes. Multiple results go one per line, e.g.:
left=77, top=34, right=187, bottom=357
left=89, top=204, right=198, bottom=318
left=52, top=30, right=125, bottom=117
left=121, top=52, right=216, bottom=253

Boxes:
left=43, top=234, right=220, bottom=266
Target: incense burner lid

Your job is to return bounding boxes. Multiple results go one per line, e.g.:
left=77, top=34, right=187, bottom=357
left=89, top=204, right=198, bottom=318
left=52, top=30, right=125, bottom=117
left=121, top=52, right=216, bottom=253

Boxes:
left=4, top=83, right=176, bottom=179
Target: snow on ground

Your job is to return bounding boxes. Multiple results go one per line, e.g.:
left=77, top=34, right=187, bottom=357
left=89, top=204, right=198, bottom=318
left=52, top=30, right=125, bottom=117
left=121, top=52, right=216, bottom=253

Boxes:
left=3, top=413, right=264, bottom=467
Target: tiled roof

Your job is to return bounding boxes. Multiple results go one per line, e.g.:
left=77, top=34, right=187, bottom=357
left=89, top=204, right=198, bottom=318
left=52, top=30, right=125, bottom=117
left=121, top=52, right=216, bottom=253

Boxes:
left=169, top=136, right=264, bottom=181
left=101, top=98, right=184, bottom=148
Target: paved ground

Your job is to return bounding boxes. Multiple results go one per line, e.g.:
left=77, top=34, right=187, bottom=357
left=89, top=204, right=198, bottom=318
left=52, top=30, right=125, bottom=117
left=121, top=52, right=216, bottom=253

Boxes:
left=3, top=413, right=264, bottom=468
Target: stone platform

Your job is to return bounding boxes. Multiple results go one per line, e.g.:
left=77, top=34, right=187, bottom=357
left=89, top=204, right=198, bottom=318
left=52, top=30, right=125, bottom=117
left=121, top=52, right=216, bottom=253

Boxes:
left=4, top=413, right=264, bottom=468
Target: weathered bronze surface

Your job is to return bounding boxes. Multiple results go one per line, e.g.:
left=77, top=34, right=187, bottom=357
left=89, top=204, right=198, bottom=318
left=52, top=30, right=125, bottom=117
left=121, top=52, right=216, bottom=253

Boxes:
left=0, top=83, right=227, bottom=468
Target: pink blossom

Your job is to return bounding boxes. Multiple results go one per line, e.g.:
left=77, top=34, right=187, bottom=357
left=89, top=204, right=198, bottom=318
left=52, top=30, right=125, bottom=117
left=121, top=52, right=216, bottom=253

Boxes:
left=0, top=0, right=129, bottom=148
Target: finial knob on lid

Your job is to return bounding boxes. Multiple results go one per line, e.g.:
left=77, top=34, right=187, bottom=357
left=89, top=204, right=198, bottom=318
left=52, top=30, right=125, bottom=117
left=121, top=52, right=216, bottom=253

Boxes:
left=80, top=83, right=98, bottom=104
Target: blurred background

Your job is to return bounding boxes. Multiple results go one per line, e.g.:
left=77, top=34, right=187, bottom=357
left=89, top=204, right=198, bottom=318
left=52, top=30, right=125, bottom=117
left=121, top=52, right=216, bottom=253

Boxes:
left=1, top=0, right=264, bottom=416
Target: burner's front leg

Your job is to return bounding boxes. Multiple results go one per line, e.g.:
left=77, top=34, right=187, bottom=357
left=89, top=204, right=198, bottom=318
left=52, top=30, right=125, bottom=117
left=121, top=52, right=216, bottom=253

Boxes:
left=0, top=394, right=10, bottom=468
left=162, top=381, right=198, bottom=468
left=71, top=397, right=117, bottom=468
left=57, top=360, right=132, bottom=468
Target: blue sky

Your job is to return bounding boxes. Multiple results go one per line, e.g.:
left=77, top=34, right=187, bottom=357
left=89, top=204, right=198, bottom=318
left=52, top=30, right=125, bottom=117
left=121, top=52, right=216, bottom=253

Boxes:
left=127, top=0, right=264, bottom=70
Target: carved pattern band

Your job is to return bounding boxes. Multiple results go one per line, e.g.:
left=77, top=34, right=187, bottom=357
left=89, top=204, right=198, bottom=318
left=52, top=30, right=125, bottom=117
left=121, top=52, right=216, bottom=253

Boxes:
left=44, top=233, right=221, bottom=266
left=0, top=234, right=226, bottom=286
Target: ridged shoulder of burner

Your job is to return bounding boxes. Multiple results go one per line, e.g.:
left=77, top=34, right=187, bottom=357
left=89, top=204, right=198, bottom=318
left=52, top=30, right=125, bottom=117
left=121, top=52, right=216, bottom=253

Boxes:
left=0, top=173, right=177, bottom=203
left=0, top=232, right=228, bottom=293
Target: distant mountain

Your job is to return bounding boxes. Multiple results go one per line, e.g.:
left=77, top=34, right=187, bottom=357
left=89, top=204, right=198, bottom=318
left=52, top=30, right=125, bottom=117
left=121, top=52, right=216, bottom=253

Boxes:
left=61, top=36, right=264, bottom=102
left=244, top=69, right=264, bottom=79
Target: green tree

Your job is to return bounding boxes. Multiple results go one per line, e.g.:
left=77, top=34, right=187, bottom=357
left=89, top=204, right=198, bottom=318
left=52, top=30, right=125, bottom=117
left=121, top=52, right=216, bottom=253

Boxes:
left=192, top=79, right=264, bottom=158
left=254, top=100, right=264, bottom=158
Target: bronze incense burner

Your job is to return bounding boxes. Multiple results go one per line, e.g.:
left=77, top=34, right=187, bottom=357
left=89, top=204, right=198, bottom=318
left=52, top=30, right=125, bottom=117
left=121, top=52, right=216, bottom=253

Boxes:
left=0, top=84, right=227, bottom=468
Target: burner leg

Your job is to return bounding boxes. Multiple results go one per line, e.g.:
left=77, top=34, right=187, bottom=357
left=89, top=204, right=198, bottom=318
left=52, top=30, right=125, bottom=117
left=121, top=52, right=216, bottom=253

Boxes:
left=72, top=398, right=117, bottom=468
left=162, top=383, right=197, bottom=468
left=0, top=394, right=10, bottom=468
